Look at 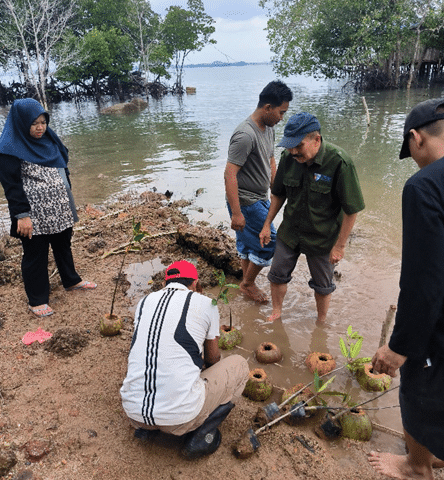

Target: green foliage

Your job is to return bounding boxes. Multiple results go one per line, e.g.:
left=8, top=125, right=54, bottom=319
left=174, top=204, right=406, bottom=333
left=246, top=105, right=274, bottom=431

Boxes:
left=56, top=27, right=135, bottom=87
left=339, top=325, right=371, bottom=373
left=260, top=0, right=442, bottom=87
left=162, top=0, right=216, bottom=89
left=211, top=270, right=239, bottom=306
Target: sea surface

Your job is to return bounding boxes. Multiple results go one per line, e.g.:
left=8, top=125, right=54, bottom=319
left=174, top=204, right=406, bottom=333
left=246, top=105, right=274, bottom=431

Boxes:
left=2, top=64, right=444, bottom=432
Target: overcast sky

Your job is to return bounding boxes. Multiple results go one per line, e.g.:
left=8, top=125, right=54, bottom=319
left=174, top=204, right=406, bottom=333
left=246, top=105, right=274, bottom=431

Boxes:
left=148, top=0, right=272, bottom=64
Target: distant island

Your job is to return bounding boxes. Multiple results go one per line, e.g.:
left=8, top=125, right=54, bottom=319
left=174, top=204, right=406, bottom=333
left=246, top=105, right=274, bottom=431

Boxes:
left=184, top=60, right=270, bottom=69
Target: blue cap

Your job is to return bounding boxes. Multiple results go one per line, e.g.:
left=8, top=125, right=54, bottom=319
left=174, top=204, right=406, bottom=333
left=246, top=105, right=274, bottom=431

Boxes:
left=277, top=113, right=321, bottom=149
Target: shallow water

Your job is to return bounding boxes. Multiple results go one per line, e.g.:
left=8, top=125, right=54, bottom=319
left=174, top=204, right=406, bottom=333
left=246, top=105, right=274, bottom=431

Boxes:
left=2, top=64, right=443, bottom=433
left=124, top=254, right=402, bottom=433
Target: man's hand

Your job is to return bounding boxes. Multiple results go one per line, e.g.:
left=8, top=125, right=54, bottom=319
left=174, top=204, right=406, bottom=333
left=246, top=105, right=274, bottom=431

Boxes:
left=230, top=212, right=245, bottom=232
left=17, top=216, right=33, bottom=239
left=372, top=344, right=407, bottom=378
left=329, top=244, right=345, bottom=264
left=259, top=225, right=271, bottom=248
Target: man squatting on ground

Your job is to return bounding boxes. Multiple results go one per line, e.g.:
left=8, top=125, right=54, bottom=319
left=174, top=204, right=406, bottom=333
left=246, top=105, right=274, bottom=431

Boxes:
left=259, top=113, right=365, bottom=322
left=369, top=98, right=444, bottom=479
left=120, top=260, right=249, bottom=459
left=224, top=80, right=293, bottom=304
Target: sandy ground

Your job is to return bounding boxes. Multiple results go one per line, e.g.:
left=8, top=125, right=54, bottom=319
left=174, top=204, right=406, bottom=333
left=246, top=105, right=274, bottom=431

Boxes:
left=1, top=190, right=443, bottom=480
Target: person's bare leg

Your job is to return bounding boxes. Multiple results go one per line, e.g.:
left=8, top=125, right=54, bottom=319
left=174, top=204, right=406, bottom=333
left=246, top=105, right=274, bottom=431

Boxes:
left=368, top=429, right=435, bottom=479
left=267, top=282, right=287, bottom=321
left=314, top=292, right=331, bottom=323
left=239, top=259, right=268, bottom=303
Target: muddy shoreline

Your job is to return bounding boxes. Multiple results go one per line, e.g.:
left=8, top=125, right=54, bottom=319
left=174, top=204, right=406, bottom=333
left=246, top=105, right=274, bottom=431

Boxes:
left=0, top=190, right=442, bottom=480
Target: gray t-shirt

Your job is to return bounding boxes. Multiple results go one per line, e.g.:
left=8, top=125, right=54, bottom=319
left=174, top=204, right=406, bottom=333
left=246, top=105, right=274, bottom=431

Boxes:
left=227, top=117, right=275, bottom=206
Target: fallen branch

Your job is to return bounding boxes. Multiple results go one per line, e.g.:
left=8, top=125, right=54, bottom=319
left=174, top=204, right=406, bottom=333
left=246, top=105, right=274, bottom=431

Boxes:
left=102, top=230, right=177, bottom=258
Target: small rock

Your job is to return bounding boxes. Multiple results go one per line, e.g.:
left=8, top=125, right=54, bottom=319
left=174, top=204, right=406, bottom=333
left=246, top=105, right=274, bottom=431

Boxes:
left=86, top=238, right=107, bottom=253
left=13, top=469, right=39, bottom=480
left=0, top=448, right=17, bottom=476
left=23, top=439, right=51, bottom=462
left=87, top=429, right=98, bottom=438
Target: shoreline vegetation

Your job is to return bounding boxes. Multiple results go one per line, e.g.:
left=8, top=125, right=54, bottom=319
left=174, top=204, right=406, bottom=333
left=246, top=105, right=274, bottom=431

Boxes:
left=1, top=189, right=440, bottom=480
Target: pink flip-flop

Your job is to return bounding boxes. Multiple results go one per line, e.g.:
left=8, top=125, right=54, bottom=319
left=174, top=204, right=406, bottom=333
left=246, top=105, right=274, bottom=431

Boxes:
left=65, top=281, right=97, bottom=291
left=22, top=327, right=53, bottom=345
left=28, top=304, right=54, bottom=318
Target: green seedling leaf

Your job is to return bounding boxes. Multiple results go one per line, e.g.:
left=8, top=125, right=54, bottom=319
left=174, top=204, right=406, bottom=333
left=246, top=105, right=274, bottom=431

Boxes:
left=350, top=337, right=363, bottom=358
left=211, top=299, right=217, bottom=306
left=134, top=234, right=145, bottom=242
left=317, top=375, right=336, bottom=393
left=314, top=371, right=321, bottom=391
left=339, top=337, right=348, bottom=358
left=350, top=332, right=362, bottom=340
left=225, top=284, right=239, bottom=289
left=347, top=325, right=353, bottom=336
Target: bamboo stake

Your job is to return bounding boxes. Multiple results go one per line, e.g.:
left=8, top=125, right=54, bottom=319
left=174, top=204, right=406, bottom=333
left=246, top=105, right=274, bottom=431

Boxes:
left=362, top=96, right=371, bottom=126
left=379, top=305, right=397, bottom=348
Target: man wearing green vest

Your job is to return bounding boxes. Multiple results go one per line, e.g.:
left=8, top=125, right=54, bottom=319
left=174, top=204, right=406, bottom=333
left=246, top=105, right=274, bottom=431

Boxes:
left=259, top=112, right=365, bottom=323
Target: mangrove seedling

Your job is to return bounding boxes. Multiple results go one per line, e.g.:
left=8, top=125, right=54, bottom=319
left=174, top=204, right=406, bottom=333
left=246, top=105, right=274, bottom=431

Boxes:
left=212, top=270, right=241, bottom=349
left=339, top=325, right=371, bottom=373
left=107, top=217, right=150, bottom=317
left=312, top=370, right=350, bottom=406
left=212, top=269, right=239, bottom=306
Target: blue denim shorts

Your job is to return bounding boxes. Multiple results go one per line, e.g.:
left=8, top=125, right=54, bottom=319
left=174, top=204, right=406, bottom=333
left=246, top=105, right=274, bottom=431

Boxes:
left=227, top=200, right=276, bottom=267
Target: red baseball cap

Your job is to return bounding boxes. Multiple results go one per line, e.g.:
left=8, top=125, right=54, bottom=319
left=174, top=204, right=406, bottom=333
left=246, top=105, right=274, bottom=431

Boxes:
left=165, top=260, right=198, bottom=281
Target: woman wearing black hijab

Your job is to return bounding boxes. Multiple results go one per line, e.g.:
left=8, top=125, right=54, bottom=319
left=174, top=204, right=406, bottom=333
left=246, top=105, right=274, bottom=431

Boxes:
left=0, top=98, right=96, bottom=317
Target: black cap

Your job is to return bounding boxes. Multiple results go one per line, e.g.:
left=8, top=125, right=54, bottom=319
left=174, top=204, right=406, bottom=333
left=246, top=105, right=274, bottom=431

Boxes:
left=400, top=98, right=444, bottom=159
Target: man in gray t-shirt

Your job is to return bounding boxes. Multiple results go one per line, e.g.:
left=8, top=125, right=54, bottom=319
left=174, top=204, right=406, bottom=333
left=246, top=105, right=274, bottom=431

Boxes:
left=224, top=80, right=292, bottom=304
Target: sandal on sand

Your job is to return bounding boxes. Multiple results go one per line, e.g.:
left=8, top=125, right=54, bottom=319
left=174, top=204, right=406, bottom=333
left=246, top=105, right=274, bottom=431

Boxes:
left=66, top=281, right=97, bottom=292
left=28, top=304, right=54, bottom=318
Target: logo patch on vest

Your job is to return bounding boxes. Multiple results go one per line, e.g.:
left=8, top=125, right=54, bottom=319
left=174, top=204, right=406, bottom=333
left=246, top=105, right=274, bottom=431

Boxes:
left=314, top=173, right=332, bottom=183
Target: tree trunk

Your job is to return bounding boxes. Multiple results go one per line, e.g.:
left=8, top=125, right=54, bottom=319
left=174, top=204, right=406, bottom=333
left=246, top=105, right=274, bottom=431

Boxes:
left=407, top=26, right=421, bottom=90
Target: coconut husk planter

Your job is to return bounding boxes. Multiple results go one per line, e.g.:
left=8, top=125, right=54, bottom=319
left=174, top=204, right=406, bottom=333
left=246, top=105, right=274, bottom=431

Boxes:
left=315, top=385, right=399, bottom=441
left=338, top=407, right=373, bottom=441
left=255, top=342, right=282, bottom=364
left=218, top=325, right=242, bottom=350
left=243, top=368, right=273, bottom=402
left=281, top=384, right=318, bottom=425
left=305, top=352, right=337, bottom=376
left=356, top=363, right=391, bottom=392
left=100, top=313, right=123, bottom=336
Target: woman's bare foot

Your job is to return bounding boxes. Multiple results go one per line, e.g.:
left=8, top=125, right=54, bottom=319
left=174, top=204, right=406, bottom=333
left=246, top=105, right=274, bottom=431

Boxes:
left=239, top=282, right=268, bottom=304
left=368, top=451, right=433, bottom=480
left=267, top=311, right=281, bottom=322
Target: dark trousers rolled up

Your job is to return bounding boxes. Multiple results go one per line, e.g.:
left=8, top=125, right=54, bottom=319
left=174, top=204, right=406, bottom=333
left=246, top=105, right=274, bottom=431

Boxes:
left=20, top=227, right=81, bottom=306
